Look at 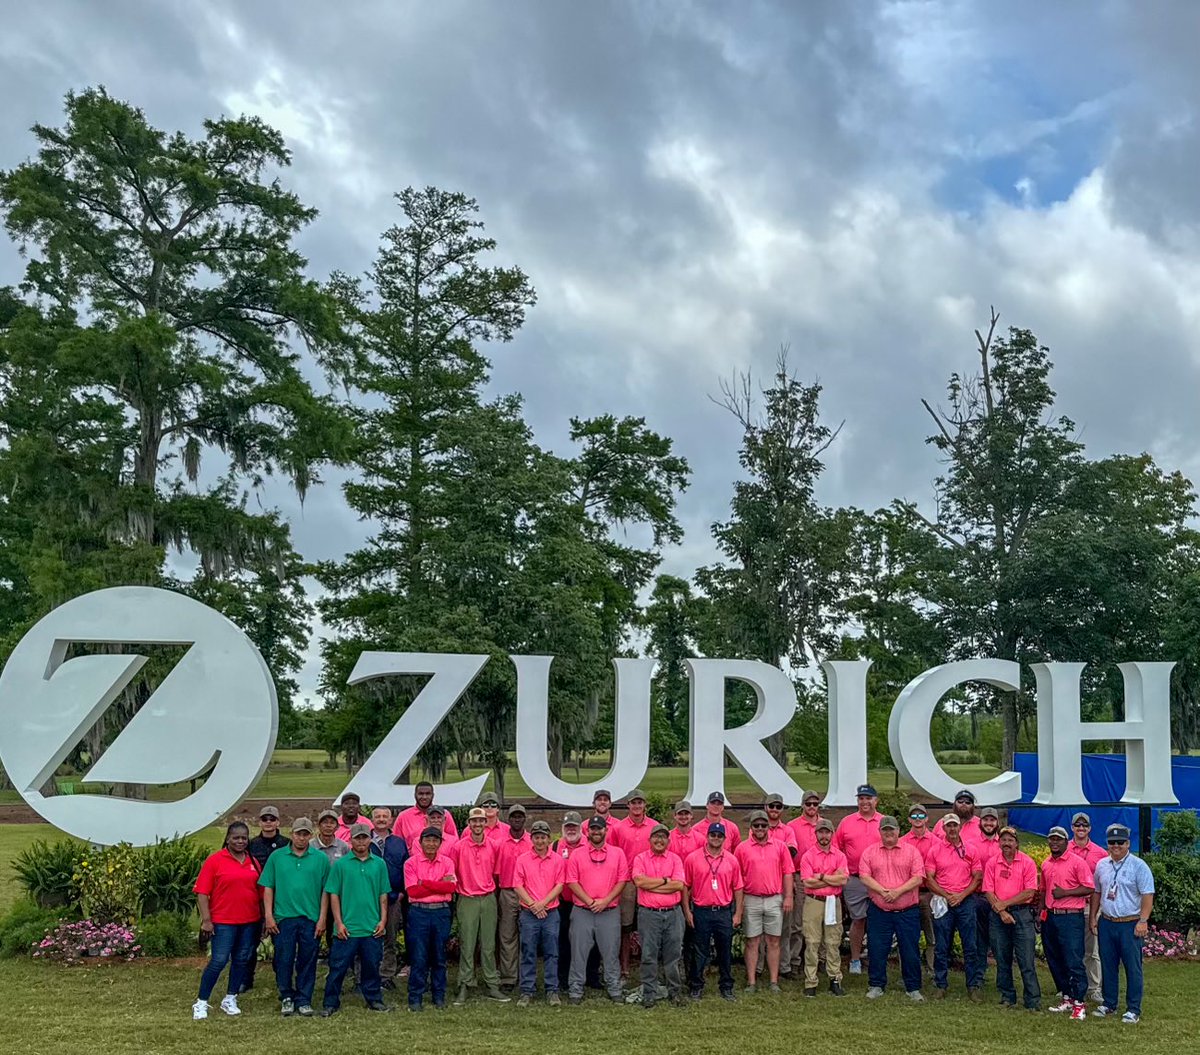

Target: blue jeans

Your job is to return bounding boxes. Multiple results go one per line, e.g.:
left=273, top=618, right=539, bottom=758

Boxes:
left=198, top=922, right=258, bottom=1001
left=933, top=894, right=981, bottom=990
left=990, top=905, right=1041, bottom=1008
left=273, top=916, right=319, bottom=1005
left=407, top=904, right=451, bottom=1008
left=866, top=903, right=922, bottom=993
left=1043, top=911, right=1087, bottom=1002
left=1098, top=917, right=1144, bottom=1016
left=518, top=908, right=560, bottom=995
left=690, top=905, right=734, bottom=996
left=323, top=935, right=382, bottom=1009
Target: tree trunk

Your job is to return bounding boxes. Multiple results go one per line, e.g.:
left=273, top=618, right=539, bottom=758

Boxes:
left=1001, top=691, right=1019, bottom=773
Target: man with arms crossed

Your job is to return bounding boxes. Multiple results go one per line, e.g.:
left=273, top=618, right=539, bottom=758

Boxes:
left=631, top=824, right=687, bottom=1008
left=859, top=815, right=926, bottom=1000
left=797, top=817, right=847, bottom=997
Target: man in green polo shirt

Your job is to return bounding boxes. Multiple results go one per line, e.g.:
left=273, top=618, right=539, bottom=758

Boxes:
left=259, top=817, right=330, bottom=1017
left=321, top=823, right=392, bottom=1016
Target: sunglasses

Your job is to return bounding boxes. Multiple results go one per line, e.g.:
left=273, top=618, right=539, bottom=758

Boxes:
left=1106, top=839, right=1128, bottom=846
left=766, top=803, right=783, bottom=808
left=909, top=813, right=927, bottom=819
left=260, top=816, right=278, bottom=822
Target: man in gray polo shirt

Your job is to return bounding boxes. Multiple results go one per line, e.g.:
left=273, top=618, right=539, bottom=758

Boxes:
left=1090, top=823, right=1155, bottom=1024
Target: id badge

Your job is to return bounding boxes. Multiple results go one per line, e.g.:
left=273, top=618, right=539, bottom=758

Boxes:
left=1106, top=885, right=1117, bottom=901
left=711, top=878, right=719, bottom=891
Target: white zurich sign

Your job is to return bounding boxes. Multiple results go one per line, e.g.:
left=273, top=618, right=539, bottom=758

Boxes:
left=0, top=586, right=1181, bottom=847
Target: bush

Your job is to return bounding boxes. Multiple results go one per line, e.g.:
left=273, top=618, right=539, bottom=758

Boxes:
left=446, top=805, right=472, bottom=834
left=876, top=790, right=914, bottom=829
left=645, top=792, right=672, bottom=824
left=1145, top=851, right=1200, bottom=930
left=73, top=844, right=140, bottom=924
left=136, top=838, right=208, bottom=916
left=12, top=840, right=85, bottom=908
left=1154, top=810, right=1200, bottom=855
left=32, top=919, right=140, bottom=964
left=0, top=900, right=65, bottom=959
left=135, top=911, right=197, bottom=958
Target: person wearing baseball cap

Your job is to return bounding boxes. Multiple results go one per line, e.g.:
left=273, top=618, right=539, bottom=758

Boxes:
left=925, top=815, right=983, bottom=1001
left=900, top=804, right=938, bottom=975
left=669, top=800, right=699, bottom=860
left=1090, top=823, right=1155, bottom=1023
left=833, top=783, right=882, bottom=975
left=797, top=816, right=847, bottom=997
left=972, top=807, right=1002, bottom=982
left=934, top=789, right=980, bottom=844
left=513, top=820, right=567, bottom=1006
left=1040, top=825, right=1093, bottom=1019
left=630, top=823, right=687, bottom=1007
left=681, top=821, right=742, bottom=1001
left=334, top=791, right=364, bottom=843
left=322, top=822, right=392, bottom=1016
left=737, top=809, right=794, bottom=993
left=983, top=826, right=1040, bottom=1011
left=258, top=817, right=330, bottom=1016
left=450, top=807, right=507, bottom=1005
left=592, top=788, right=615, bottom=828
left=402, top=826, right=457, bottom=1011
left=787, top=790, right=824, bottom=976
left=480, top=793, right=509, bottom=843
left=243, top=805, right=289, bottom=993
left=1068, top=811, right=1107, bottom=1002
left=553, top=811, right=592, bottom=993
left=496, top=804, right=533, bottom=990
left=693, top=790, right=741, bottom=849
left=314, top=809, right=350, bottom=864
left=761, top=793, right=798, bottom=979
left=564, top=816, right=630, bottom=1003
left=614, top=788, right=659, bottom=979
left=859, top=816, right=926, bottom=1000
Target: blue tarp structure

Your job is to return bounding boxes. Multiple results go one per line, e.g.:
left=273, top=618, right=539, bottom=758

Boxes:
left=1007, top=752, right=1200, bottom=845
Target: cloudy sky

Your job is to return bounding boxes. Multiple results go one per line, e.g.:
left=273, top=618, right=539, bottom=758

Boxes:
left=3, top=1, right=1200, bottom=701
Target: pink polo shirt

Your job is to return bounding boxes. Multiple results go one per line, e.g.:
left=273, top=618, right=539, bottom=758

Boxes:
left=613, top=815, right=660, bottom=860
left=900, top=828, right=939, bottom=874
left=404, top=851, right=456, bottom=904
left=513, top=849, right=567, bottom=910
left=495, top=831, right=533, bottom=889
left=788, top=816, right=820, bottom=857
left=451, top=835, right=498, bottom=896
left=693, top=816, right=741, bottom=850
left=1068, top=839, right=1108, bottom=875
left=483, top=821, right=510, bottom=844
left=1040, top=852, right=1094, bottom=910
left=934, top=815, right=981, bottom=844
left=668, top=827, right=702, bottom=862
left=972, top=835, right=1001, bottom=869
left=734, top=836, right=794, bottom=897
left=393, top=805, right=460, bottom=847
left=632, top=849, right=686, bottom=908
left=554, top=835, right=587, bottom=904
left=335, top=817, right=366, bottom=844
left=833, top=811, right=883, bottom=875
left=683, top=847, right=743, bottom=907
left=926, top=839, right=981, bottom=894
left=983, top=851, right=1038, bottom=903
left=859, top=842, right=924, bottom=911
left=767, top=822, right=798, bottom=852
left=799, top=845, right=849, bottom=898
left=564, top=844, right=630, bottom=903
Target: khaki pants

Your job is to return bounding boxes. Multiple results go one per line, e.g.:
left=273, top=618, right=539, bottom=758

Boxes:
left=918, top=889, right=935, bottom=969
left=789, top=893, right=808, bottom=971
left=801, top=895, right=843, bottom=987
left=1084, top=922, right=1102, bottom=997
left=456, top=893, right=500, bottom=990
left=497, top=888, right=520, bottom=986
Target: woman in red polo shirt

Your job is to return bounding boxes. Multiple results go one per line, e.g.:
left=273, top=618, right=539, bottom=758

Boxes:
left=192, top=822, right=263, bottom=1020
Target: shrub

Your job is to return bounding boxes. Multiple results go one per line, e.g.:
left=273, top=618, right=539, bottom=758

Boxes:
left=0, top=900, right=65, bottom=959
left=645, top=792, right=672, bottom=825
left=136, top=838, right=208, bottom=916
left=446, top=804, right=472, bottom=835
left=1023, top=841, right=1050, bottom=869
left=1154, top=810, right=1200, bottom=855
left=73, top=844, right=140, bottom=924
left=12, top=839, right=85, bottom=908
left=32, top=919, right=140, bottom=964
left=1145, top=851, right=1200, bottom=930
left=135, top=911, right=197, bottom=958
left=876, top=790, right=914, bottom=829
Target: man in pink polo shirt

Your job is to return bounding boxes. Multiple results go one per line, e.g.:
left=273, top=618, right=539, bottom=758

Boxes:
left=393, top=781, right=460, bottom=847
left=552, top=812, right=588, bottom=992
left=763, top=792, right=798, bottom=979
left=613, top=788, right=659, bottom=979
left=513, top=820, right=566, bottom=1007
left=334, top=791, right=365, bottom=844
left=591, top=788, right=617, bottom=832
left=450, top=808, right=508, bottom=1006
left=833, top=783, right=883, bottom=974
left=900, top=803, right=938, bottom=974
left=798, top=817, right=847, bottom=997
left=668, top=800, right=700, bottom=860
left=925, top=814, right=983, bottom=1000
left=1068, top=811, right=1107, bottom=1003
left=786, top=790, right=823, bottom=976
left=424, top=806, right=457, bottom=855
left=933, top=789, right=981, bottom=845
left=735, top=810, right=794, bottom=994
left=971, top=807, right=1002, bottom=983
left=631, top=824, right=687, bottom=1008
left=564, top=817, right=629, bottom=1004
left=479, top=793, right=509, bottom=844
left=860, top=815, right=926, bottom=999
left=693, top=791, right=741, bottom=849
left=682, top=822, right=742, bottom=1001
left=983, top=826, right=1041, bottom=1010
left=495, top=803, right=532, bottom=990
left=1041, top=825, right=1094, bottom=1019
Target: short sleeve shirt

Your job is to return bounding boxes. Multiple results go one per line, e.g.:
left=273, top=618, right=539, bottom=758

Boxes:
left=983, top=851, right=1039, bottom=903
left=735, top=837, right=795, bottom=896
left=193, top=849, right=262, bottom=925
left=799, top=845, right=849, bottom=898
left=683, top=848, right=744, bottom=907
left=631, top=849, right=686, bottom=908
left=325, top=853, right=390, bottom=936
left=1040, top=851, right=1095, bottom=910
left=258, top=846, right=330, bottom=921
left=452, top=836, right=498, bottom=896
left=859, top=842, right=924, bottom=910
left=925, top=839, right=981, bottom=894
left=513, top=849, right=567, bottom=910
left=1093, top=854, right=1155, bottom=919
left=565, top=844, right=630, bottom=903
left=495, top=831, right=534, bottom=889
left=833, top=812, right=883, bottom=875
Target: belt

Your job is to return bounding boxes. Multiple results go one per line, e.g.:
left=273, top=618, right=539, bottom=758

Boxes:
left=410, top=902, right=450, bottom=910
left=1102, top=915, right=1141, bottom=924
left=806, top=893, right=837, bottom=901
left=1049, top=908, right=1085, bottom=915
left=639, top=905, right=681, bottom=913
left=692, top=903, right=732, bottom=911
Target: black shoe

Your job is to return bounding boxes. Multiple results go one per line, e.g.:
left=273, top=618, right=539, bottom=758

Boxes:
left=380, top=979, right=396, bottom=991
left=830, top=980, right=845, bottom=997
left=720, top=991, right=736, bottom=1002
left=367, top=1001, right=391, bottom=1012
left=320, top=1007, right=338, bottom=1018
left=432, top=1001, right=446, bottom=1010
left=804, top=987, right=817, bottom=998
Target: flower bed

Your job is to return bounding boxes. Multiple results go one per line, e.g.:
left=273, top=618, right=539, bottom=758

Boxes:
left=32, top=920, right=141, bottom=965
left=1142, top=925, right=1199, bottom=961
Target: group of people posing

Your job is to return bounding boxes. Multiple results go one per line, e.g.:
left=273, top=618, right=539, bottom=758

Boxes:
left=189, top=781, right=1155, bottom=1024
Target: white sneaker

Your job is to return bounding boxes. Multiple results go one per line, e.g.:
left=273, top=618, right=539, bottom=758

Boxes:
left=1121, top=1012, right=1140, bottom=1024
left=849, top=960, right=863, bottom=975
left=219, top=995, right=241, bottom=1017
left=1049, top=998, right=1074, bottom=1013
left=907, top=990, right=925, bottom=1002
left=192, top=1000, right=209, bottom=1020
left=866, top=987, right=885, bottom=999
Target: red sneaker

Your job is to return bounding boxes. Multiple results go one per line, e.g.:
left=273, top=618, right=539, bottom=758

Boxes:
left=1070, top=1002, right=1087, bottom=1021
